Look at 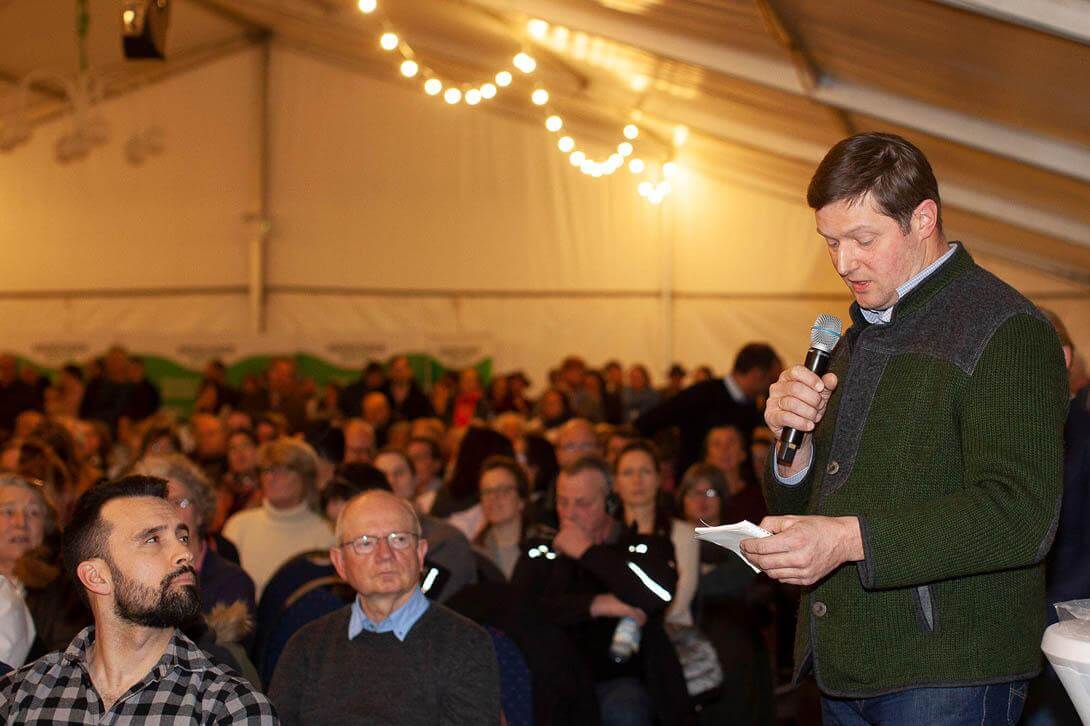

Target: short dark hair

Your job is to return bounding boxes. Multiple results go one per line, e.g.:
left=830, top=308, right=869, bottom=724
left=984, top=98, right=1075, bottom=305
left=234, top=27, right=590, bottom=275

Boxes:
left=732, top=343, right=781, bottom=374
left=62, top=475, right=168, bottom=593
left=807, top=132, right=942, bottom=234
left=335, top=462, right=392, bottom=492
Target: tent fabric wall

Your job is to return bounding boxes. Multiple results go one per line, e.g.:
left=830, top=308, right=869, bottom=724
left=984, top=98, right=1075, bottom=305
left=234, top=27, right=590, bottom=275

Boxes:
left=1, top=43, right=1088, bottom=386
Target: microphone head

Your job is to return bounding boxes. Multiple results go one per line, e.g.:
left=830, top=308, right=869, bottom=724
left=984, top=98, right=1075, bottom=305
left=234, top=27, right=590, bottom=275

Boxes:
left=810, top=314, right=843, bottom=353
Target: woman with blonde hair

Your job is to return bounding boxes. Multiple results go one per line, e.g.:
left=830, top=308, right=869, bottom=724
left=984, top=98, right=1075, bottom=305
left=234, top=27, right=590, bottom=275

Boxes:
left=221, top=438, right=334, bottom=597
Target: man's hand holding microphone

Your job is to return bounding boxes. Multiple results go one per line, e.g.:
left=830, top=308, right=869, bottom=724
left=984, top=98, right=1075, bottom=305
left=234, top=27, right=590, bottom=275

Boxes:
left=740, top=316, right=864, bottom=586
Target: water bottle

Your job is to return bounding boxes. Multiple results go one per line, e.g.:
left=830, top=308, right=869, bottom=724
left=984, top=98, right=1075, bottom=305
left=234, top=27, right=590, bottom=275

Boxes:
left=609, top=616, right=642, bottom=664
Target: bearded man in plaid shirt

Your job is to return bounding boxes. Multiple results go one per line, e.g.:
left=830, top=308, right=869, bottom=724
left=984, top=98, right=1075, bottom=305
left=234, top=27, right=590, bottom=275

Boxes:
left=0, top=475, right=278, bottom=724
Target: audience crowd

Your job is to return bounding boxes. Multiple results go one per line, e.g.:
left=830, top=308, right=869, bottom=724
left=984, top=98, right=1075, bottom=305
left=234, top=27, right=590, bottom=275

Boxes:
left=0, top=343, right=810, bottom=725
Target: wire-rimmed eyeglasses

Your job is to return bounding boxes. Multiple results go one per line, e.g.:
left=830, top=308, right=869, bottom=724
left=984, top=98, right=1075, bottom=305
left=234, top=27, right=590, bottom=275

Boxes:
left=339, top=531, right=421, bottom=556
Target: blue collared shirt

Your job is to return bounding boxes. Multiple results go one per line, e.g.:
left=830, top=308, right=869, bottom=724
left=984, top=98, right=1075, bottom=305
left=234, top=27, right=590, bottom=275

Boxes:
left=347, top=586, right=430, bottom=642
left=774, top=243, right=957, bottom=485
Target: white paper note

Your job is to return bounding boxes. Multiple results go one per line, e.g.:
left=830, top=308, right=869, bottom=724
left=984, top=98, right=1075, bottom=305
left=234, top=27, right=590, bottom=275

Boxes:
left=693, top=520, right=773, bottom=573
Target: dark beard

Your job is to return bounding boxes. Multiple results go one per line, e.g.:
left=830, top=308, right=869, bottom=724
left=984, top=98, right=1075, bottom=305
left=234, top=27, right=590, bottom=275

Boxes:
left=112, top=563, right=201, bottom=628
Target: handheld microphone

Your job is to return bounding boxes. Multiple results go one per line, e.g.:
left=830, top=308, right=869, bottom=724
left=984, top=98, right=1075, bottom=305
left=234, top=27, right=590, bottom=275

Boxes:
left=776, top=314, right=843, bottom=466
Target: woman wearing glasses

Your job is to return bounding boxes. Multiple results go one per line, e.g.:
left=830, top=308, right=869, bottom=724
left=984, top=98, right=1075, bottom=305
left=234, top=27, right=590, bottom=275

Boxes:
left=473, top=456, right=533, bottom=581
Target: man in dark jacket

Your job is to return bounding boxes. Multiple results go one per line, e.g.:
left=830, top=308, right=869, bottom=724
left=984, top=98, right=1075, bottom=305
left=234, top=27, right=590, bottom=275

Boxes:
left=511, top=456, right=690, bottom=726
left=383, top=355, right=435, bottom=421
left=636, top=344, right=781, bottom=477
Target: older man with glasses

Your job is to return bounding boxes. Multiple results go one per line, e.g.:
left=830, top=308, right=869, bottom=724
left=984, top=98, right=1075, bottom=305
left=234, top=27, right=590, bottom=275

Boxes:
left=269, top=490, right=500, bottom=726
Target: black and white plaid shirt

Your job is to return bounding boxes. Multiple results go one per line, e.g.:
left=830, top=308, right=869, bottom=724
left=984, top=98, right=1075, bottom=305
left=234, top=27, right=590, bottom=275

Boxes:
left=0, top=626, right=278, bottom=724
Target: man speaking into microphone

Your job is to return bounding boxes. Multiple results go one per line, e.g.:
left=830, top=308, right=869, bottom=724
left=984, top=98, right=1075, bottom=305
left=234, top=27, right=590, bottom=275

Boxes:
left=740, top=132, right=1068, bottom=724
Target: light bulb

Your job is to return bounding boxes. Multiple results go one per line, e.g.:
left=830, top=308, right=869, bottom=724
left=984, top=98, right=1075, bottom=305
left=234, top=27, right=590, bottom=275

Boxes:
left=628, top=158, right=645, bottom=174
left=465, top=89, right=482, bottom=105
left=673, top=125, right=689, bottom=146
left=617, top=141, right=633, bottom=157
left=380, top=32, right=399, bottom=51
left=424, top=78, right=443, bottom=95
left=623, top=124, right=639, bottom=140
left=663, top=162, right=679, bottom=180
left=480, top=83, right=497, bottom=99
left=444, top=88, right=462, bottom=104
left=400, top=60, right=419, bottom=78
left=531, top=89, right=549, bottom=106
left=527, top=19, right=549, bottom=39
left=545, top=115, right=563, bottom=132
left=513, top=52, right=537, bottom=73
left=638, top=181, right=653, bottom=197
left=558, top=136, right=575, bottom=153
left=609, top=153, right=623, bottom=166
left=570, top=150, right=586, bottom=165
left=357, top=0, right=377, bottom=13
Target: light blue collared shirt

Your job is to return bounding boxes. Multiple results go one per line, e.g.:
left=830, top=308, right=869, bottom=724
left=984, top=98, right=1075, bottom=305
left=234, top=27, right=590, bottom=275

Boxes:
left=774, top=243, right=957, bottom=486
left=347, top=586, right=430, bottom=642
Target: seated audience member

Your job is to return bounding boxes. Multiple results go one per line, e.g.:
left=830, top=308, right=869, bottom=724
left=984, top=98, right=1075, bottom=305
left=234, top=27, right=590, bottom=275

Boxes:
left=385, top=420, right=412, bottom=450
left=320, top=477, right=369, bottom=524
left=493, top=411, right=527, bottom=446
left=474, top=456, right=532, bottom=581
left=499, top=371, right=533, bottom=417
left=269, top=490, right=500, bottom=725
left=373, top=448, right=477, bottom=602
left=486, top=376, right=509, bottom=418
left=691, top=366, right=715, bottom=385
left=0, top=476, right=50, bottom=668
left=614, top=441, right=700, bottom=627
left=337, top=361, right=387, bottom=419
left=704, top=425, right=767, bottom=525
left=622, top=365, right=659, bottom=424
left=556, top=418, right=602, bottom=468
left=512, top=457, right=689, bottom=726
left=452, top=368, right=489, bottom=427
left=46, top=364, right=85, bottom=419
left=362, top=392, right=393, bottom=449
left=132, top=455, right=255, bottom=617
left=123, top=356, right=161, bottom=422
left=222, top=438, right=334, bottom=597
left=533, top=387, right=572, bottom=431
left=407, top=436, right=444, bottom=514
left=748, top=427, right=774, bottom=487
left=0, top=354, right=42, bottom=438
left=137, top=423, right=182, bottom=461
left=678, top=463, right=774, bottom=725
left=210, top=428, right=262, bottom=535
left=605, top=426, right=638, bottom=468
left=661, top=364, right=687, bottom=401
left=601, top=362, right=625, bottom=425
left=342, top=418, right=376, bottom=465
left=383, top=355, right=435, bottom=421
left=189, top=413, right=229, bottom=484
left=0, top=476, right=277, bottom=723
left=578, top=370, right=607, bottom=423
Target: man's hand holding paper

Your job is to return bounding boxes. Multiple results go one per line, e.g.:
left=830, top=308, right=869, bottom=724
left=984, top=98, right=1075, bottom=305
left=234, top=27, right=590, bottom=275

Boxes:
left=740, top=515, right=864, bottom=587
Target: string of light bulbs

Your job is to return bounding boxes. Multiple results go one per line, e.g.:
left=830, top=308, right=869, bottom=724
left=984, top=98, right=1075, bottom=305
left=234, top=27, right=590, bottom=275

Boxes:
left=357, top=0, right=680, bottom=203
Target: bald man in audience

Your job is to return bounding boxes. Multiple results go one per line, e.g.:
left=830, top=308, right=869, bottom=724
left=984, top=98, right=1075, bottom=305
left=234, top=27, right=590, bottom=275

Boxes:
left=269, top=490, right=500, bottom=725
left=343, top=419, right=376, bottom=465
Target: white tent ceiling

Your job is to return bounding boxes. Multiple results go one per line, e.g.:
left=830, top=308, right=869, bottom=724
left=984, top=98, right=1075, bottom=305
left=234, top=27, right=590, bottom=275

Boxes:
left=0, top=0, right=1088, bottom=377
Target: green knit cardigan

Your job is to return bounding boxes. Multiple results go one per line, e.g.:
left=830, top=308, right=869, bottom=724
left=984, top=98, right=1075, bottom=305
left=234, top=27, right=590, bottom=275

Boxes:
left=764, top=243, right=1068, bottom=697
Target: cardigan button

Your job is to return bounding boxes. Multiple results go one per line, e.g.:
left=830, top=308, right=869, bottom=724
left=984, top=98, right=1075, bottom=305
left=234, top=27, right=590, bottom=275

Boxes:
left=812, top=601, right=828, bottom=617
left=826, top=461, right=840, bottom=475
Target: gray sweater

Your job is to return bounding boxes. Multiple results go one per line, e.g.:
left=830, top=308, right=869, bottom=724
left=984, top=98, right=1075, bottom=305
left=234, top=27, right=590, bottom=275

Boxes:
left=269, top=603, right=501, bottom=725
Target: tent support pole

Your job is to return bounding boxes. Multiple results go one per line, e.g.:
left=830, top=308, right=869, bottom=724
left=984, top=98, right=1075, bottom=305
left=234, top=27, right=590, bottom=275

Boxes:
left=249, top=36, right=272, bottom=335
left=659, top=200, right=674, bottom=379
